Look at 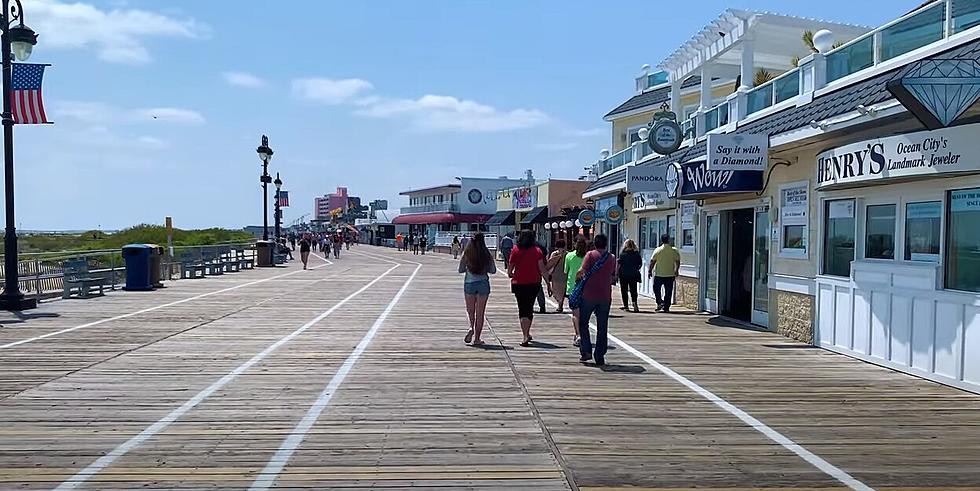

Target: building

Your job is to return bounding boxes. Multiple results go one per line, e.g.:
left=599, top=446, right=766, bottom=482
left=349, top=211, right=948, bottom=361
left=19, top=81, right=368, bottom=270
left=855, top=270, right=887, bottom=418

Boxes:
left=580, top=2, right=980, bottom=394
left=394, top=177, right=529, bottom=240
left=313, top=187, right=350, bottom=221
left=488, top=179, right=590, bottom=247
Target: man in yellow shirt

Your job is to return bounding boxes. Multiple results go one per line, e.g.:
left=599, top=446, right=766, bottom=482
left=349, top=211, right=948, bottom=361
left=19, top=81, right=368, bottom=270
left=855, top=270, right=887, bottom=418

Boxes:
left=647, top=234, right=681, bottom=312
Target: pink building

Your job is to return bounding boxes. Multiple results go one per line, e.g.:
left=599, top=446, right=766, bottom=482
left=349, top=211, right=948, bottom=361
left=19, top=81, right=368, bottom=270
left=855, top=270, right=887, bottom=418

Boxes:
left=314, top=187, right=349, bottom=220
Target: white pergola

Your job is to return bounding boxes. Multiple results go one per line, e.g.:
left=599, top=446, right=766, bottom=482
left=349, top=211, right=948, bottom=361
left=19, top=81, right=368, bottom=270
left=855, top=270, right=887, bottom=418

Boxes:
left=658, top=9, right=871, bottom=112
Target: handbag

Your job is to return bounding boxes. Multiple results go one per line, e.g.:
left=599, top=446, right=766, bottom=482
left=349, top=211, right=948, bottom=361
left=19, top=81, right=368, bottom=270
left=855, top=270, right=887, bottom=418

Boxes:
left=568, top=252, right=609, bottom=309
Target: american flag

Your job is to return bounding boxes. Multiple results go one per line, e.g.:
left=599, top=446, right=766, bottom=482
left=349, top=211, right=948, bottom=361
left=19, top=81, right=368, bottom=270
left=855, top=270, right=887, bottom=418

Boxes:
left=11, top=63, right=49, bottom=125
left=277, top=190, right=289, bottom=207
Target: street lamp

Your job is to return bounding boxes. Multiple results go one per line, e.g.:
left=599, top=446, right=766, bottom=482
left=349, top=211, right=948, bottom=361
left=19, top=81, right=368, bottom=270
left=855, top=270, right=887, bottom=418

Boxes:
left=273, top=173, right=282, bottom=241
left=0, top=0, right=38, bottom=311
left=256, top=135, right=273, bottom=242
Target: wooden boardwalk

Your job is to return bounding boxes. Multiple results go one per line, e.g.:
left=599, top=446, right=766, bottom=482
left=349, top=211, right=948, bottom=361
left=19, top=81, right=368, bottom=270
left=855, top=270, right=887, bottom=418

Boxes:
left=1, top=246, right=979, bottom=490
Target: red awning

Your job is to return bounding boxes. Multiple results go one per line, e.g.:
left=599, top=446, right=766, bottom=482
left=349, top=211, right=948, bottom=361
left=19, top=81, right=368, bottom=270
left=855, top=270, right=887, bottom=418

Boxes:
left=392, top=213, right=492, bottom=225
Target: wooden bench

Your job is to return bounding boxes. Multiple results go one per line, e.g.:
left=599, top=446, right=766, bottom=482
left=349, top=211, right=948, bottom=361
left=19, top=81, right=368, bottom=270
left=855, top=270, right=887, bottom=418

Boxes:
left=62, top=259, right=108, bottom=299
left=201, top=252, right=226, bottom=276
left=236, top=249, right=255, bottom=270
left=179, top=251, right=207, bottom=279
left=220, top=247, right=240, bottom=272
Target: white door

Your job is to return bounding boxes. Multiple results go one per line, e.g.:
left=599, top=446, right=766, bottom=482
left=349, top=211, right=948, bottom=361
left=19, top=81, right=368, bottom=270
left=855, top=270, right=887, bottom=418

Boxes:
left=752, top=207, right=770, bottom=326
left=703, top=213, right=720, bottom=313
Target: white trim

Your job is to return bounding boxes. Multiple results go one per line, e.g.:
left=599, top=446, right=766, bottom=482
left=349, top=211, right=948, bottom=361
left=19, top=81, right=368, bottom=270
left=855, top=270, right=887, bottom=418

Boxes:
left=777, top=180, right=811, bottom=260
left=771, top=273, right=815, bottom=295
left=679, top=263, right=699, bottom=278
left=583, top=182, right=625, bottom=199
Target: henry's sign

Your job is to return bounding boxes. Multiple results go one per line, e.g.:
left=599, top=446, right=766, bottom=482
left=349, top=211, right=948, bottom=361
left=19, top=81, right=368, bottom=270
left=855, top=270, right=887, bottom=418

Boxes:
left=707, top=133, right=769, bottom=171
left=626, top=164, right=665, bottom=192
left=817, top=124, right=980, bottom=189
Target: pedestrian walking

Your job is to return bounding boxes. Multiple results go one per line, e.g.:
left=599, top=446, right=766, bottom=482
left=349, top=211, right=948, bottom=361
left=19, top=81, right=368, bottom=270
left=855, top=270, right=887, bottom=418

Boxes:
left=647, top=234, right=681, bottom=312
left=333, top=234, right=342, bottom=259
left=618, top=239, right=642, bottom=312
left=546, top=240, right=568, bottom=313
left=573, top=234, right=617, bottom=366
left=345, top=233, right=351, bottom=250
left=564, top=237, right=588, bottom=347
left=451, top=236, right=461, bottom=259
left=508, top=230, right=551, bottom=347
left=419, top=234, right=428, bottom=255
left=299, top=234, right=312, bottom=270
left=460, top=235, right=470, bottom=251
left=535, top=241, right=549, bottom=314
left=458, top=233, right=496, bottom=347
left=499, top=233, right=514, bottom=269
left=396, top=233, right=404, bottom=251
left=411, top=234, right=419, bottom=255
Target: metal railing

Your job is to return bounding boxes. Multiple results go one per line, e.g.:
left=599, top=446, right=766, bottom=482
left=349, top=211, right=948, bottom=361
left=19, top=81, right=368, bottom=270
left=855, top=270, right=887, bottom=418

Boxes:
left=0, top=242, right=256, bottom=300
left=399, top=203, right=459, bottom=215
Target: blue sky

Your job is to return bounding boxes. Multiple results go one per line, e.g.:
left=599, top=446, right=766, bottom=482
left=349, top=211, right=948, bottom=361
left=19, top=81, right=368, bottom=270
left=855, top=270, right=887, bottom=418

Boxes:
left=12, top=0, right=912, bottom=230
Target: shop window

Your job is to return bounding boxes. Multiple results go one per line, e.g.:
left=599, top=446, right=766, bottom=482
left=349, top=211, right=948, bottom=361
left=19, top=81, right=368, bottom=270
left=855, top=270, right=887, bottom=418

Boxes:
left=823, top=199, right=855, bottom=277
left=905, top=201, right=941, bottom=262
left=667, top=215, right=676, bottom=246
left=779, top=181, right=809, bottom=258
left=946, top=188, right=980, bottom=293
left=638, top=218, right=648, bottom=251
left=865, top=204, right=896, bottom=260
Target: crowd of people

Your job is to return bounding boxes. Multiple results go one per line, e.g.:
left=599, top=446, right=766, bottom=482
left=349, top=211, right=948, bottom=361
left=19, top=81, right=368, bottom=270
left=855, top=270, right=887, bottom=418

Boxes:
left=394, top=232, right=429, bottom=255
left=290, top=230, right=357, bottom=269
left=457, top=230, right=680, bottom=366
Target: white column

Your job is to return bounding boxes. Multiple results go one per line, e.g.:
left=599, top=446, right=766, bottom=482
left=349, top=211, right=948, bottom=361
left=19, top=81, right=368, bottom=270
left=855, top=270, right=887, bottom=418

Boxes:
left=699, top=62, right=713, bottom=111
left=740, top=37, right=755, bottom=90
left=669, top=79, right=681, bottom=113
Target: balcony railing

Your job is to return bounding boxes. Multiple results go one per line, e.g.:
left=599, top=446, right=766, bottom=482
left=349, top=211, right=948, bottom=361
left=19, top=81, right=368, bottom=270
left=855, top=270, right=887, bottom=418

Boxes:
left=705, top=102, right=730, bottom=132
left=399, top=203, right=459, bottom=215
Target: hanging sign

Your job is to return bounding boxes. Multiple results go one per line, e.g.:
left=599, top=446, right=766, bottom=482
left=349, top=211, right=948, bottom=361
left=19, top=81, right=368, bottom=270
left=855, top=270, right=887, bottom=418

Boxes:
left=626, top=165, right=666, bottom=192
left=816, top=123, right=980, bottom=190
left=604, top=205, right=624, bottom=224
left=650, top=119, right=683, bottom=155
left=707, top=133, right=769, bottom=171
left=578, top=209, right=596, bottom=227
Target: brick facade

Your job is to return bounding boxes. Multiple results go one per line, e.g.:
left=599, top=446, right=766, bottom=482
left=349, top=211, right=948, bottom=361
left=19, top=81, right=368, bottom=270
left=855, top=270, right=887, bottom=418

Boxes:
left=773, top=290, right=814, bottom=344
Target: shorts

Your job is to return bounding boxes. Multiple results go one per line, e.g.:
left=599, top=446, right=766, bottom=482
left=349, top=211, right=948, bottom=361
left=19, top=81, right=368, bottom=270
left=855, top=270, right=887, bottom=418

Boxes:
left=464, top=280, right=491, bottom=296
left=511, top=283, right=541, bottom=320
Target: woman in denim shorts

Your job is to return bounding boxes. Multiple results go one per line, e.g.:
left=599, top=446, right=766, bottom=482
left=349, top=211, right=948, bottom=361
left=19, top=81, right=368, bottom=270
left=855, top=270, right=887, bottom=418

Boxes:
left=458, top=233, right=496, bottom=346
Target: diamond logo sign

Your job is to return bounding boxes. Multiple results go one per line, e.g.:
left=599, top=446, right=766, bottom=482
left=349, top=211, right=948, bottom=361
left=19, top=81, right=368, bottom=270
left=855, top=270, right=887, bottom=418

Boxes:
left=888, top=58, right=980, bottom=130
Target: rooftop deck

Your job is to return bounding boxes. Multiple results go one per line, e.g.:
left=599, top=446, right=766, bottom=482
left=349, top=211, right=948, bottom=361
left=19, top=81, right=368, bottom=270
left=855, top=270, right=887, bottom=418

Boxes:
left=1, top=246, right=979, bottom=490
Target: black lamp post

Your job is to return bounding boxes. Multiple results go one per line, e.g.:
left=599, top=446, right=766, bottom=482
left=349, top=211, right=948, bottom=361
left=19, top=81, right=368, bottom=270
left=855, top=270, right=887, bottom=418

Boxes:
left=273, top=173, right=282, bottom=241
left=0, top=0, right=38, bottom=311
left=256, top=135, right=273, bottom=241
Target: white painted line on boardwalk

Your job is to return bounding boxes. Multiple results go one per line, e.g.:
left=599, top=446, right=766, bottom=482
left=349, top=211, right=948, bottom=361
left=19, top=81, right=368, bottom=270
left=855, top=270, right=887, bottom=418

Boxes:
left=249, top=263, right=422, bottom=490
left=546, top=298, right=875, bottom=491
left=349, top=248, right=421, bottom=266
left=2, top=263, right=330, bottom=350
left=53, top=264, right=401, bottom=491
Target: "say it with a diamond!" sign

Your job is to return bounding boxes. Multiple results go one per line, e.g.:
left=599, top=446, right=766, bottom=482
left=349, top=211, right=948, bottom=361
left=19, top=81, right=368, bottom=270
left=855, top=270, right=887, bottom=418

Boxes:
left=707, top=133, right=769, bottom=171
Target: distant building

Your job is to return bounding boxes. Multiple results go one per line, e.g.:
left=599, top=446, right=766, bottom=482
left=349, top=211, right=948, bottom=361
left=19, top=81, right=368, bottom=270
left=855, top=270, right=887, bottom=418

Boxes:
left=313, top=186, right=349, bottom=221
left=394, top=176, right=530, bottom=238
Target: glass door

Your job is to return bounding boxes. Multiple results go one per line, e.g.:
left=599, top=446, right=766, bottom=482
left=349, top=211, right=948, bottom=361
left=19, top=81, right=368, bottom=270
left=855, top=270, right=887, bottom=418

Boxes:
left=752, top=207, right=770, bottom=327
left=704, top=213, right=720, bottom=312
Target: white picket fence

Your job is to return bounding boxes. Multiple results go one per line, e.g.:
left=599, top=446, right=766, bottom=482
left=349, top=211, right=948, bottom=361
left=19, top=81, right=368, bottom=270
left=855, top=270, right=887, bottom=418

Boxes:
left=433, top=232, right=498, bottom=250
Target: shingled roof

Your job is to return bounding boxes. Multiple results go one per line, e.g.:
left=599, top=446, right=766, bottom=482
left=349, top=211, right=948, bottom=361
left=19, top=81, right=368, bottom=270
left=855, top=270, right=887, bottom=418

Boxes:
left=604, top=76, right=702, bottom=119
left=587, top=35, right=980, bottom=194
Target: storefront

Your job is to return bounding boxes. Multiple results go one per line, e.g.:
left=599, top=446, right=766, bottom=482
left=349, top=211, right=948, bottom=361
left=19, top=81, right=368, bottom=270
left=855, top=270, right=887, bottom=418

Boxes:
left=671, top=160, right=769, bottom=326
left=497, top=180, right=590, bottom=248
left=812, top=123, right=980, bottom=394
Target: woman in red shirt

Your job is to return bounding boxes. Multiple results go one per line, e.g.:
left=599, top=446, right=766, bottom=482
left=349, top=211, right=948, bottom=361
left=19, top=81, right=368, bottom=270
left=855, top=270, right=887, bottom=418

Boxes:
left=508, top=230, right=551, bottom=347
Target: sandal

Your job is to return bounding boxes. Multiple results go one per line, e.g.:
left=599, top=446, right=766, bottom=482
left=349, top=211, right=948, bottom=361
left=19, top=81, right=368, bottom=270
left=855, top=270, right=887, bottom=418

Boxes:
left=464, top=329, right=474, bottom=344
left=470, top=339, right=484, bottom=347
left=520, top=339, right=531, bottom=347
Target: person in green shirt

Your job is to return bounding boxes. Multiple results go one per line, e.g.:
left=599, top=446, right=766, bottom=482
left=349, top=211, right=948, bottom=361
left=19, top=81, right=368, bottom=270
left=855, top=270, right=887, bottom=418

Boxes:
left=564, top=237, right=589, bottom=346
left=647, top=234, right=681, bottom=312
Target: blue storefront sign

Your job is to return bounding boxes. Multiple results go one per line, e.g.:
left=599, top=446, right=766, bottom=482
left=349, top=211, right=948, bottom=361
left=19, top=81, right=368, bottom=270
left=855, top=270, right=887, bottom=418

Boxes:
left=669, top=160, right=764, bottom=198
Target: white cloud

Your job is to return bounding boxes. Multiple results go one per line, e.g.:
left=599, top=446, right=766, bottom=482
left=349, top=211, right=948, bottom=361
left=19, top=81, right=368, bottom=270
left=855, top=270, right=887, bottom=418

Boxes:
left=534, top=142, right=580, bottom=151
left=53, top=101, right=205, bottom=125
left=30, top=0, right=207, bottom=64
left=292, top=78, right=374, bottom=104
left=356, top=94, right=550, bottom=132
left=137, top=136, right=167, bottom=148
left=135, top=107, right=205, bottom=124
left=563, top=127, right=606, bottom=137
left=223, top=71, right=266, bottom=88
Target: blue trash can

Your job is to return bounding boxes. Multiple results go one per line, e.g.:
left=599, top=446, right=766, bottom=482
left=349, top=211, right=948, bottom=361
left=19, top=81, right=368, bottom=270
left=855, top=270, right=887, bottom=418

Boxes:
left=122, top=244, right=154, bottom=291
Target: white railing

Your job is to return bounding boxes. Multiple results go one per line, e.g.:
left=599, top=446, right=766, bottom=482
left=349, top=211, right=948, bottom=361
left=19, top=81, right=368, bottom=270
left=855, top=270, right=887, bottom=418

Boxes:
left=434, top=231, right=499, bottom=250
left=399, top=203, right=459, bottom=215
